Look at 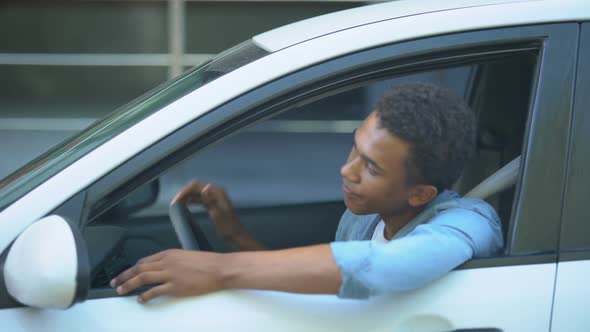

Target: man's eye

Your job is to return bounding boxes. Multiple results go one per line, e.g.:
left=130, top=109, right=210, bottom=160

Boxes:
left=367, top=164, right=377, bottom=176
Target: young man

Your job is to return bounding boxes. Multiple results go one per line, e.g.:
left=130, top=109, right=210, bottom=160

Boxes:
left=111, top=82, right=503, bottom=303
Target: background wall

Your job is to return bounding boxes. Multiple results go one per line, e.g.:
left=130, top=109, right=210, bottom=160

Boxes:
left=0, top=0, right=368, bottom=179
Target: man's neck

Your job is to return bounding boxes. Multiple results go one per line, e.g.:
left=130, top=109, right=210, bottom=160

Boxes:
left=380, top=207, right=424, bottom=240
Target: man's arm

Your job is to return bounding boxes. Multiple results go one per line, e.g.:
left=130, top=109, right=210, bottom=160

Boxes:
left=331, top=208, right=501, bottom=298
left=111, top=244, right=341, bottom=303
left=111, top=208, right=500, bottom=303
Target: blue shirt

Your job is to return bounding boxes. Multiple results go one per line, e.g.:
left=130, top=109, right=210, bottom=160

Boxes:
left=329, top=191, right=503, bottom=299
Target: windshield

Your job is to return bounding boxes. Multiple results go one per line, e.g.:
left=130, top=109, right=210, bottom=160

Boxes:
left=0, top=40, right=268, bottom=211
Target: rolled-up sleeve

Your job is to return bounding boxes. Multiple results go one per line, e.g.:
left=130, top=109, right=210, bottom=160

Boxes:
left=330, top=208, right=502, bottom=299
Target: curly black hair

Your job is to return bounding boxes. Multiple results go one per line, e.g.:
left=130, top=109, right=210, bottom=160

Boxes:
left=375, top=81, right=476, bottom=193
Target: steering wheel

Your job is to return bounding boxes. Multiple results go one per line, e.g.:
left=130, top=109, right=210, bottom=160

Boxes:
left=169, top=203, right=213, bottom=251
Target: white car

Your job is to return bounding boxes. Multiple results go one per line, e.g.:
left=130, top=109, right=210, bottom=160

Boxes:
left=1, top=0, right=589, bottom=331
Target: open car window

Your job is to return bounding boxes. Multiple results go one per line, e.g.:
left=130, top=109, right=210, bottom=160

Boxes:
left=83, top=47, right=539, bottom=291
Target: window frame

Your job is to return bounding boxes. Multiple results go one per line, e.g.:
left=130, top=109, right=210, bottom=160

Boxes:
left=502, top=23, right=578, bottom=257
left=558, top=22, right=590, bottom=261
left=68, top=24, right=576, bottom=296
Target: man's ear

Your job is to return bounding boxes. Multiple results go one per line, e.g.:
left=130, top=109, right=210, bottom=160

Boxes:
left=408, top=185, right=438, bottom=208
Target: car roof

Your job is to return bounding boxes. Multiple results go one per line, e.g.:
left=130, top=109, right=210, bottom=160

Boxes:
left=254, top=0, right=589, bottom=52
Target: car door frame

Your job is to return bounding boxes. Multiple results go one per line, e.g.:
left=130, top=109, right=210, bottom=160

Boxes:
left=73, top=22, right=578, bottom=294
left=550, top=21, right=590, bottom=331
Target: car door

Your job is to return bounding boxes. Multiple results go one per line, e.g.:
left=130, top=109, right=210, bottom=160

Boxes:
left=550, top=22, right=590, bottom=332
left=0, top=23, right=578, bottom=332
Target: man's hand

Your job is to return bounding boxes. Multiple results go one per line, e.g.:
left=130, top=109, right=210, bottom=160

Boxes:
left=111, top=249, right=225, bottom=304
left=172, top=181, right=242, bottom=241
left=172, top=181, right=265, bottom=250
left=111, top=245, right=342, bottom=304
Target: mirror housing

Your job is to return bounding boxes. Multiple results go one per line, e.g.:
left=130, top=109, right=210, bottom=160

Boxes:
left=3, top=215, right=89, bottom=309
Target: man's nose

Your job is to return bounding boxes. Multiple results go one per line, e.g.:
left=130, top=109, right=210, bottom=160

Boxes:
left=340, top=156, right=361, bottom=184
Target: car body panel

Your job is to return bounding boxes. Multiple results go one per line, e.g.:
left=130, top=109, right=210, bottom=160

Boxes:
left=551, top=260, right=590, bottom=331
left=254, top=0, right=589, bottom=52
left=0, top=264, right=556, bottom=332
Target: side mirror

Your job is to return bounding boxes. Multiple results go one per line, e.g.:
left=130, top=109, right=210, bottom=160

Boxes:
left=3, top=215, right=89, bottom=309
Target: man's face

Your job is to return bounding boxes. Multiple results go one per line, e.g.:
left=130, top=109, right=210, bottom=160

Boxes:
left=340, top=112, right=415, bottom=216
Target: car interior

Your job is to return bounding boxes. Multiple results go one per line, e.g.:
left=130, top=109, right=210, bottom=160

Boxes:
left=83, top=50, right=538, bottom=290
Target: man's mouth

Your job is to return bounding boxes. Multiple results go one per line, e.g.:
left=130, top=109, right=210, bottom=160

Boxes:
left=342, top=184, right=359, bottom=198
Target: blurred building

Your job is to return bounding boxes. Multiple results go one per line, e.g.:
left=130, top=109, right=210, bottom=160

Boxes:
left=0, top=0, right=368, bottom=178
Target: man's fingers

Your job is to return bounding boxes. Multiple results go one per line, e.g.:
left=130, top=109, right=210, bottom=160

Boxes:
left=201, top=184, right=214, bottom=205
left=138, top=283, right=174, bottom=304
left=170, top=180, right=229, bottom=209
left=116, top=270, right=168, bottom=296
left=171, top=181, right=207, bottom=205
left=110, top=260, right=163, bottom=288
left=171, top=187, right=199, bottom=205
left=137, top=251, right=167, bottom=265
